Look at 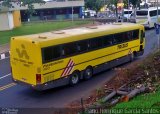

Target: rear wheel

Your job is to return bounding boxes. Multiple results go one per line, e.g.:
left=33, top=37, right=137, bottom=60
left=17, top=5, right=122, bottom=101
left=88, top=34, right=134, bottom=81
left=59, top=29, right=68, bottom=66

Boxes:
left=84, top=67, right=93, bottom=80
left=69, top=71, right=80, bottom=86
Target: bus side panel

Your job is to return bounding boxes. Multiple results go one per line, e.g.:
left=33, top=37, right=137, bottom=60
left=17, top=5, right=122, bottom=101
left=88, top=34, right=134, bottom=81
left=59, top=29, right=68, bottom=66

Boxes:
left=41, top=39, right=140, bottom=84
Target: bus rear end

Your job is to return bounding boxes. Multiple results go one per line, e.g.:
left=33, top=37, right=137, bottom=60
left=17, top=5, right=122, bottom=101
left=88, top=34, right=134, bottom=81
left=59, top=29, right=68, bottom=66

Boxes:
left=10, top=37, right=42, bottom=88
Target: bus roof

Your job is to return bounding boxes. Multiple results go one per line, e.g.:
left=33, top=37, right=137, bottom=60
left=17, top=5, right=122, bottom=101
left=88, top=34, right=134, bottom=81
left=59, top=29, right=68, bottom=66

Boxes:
left=12, top=23, right=143, bottom=47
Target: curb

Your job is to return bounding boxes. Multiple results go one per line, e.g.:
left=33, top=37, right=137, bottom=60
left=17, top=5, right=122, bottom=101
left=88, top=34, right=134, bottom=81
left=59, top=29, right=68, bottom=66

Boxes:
left=0, top=51, right=10, bottom=60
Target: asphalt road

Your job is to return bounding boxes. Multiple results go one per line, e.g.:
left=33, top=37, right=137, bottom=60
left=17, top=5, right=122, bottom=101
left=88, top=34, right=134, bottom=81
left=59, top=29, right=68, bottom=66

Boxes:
left=0, top=29, right=158, bottom=108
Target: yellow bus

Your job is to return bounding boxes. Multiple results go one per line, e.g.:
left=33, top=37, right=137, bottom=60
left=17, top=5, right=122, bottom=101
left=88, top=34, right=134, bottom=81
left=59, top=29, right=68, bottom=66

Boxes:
left=10, top=23, right=145, bottom=90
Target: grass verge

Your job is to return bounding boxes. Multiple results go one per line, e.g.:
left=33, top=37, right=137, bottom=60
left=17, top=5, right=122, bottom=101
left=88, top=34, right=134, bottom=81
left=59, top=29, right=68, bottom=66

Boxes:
left=0, top=20, right=91, bottom=45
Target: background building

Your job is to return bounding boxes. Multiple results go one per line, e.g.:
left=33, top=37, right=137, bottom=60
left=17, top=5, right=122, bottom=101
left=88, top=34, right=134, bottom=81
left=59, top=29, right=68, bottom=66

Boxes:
left=142, top=0, right=160, bottom=6
left=0, top=6, right=21, bottom=31
left=12, top=0, right=84, bottom=22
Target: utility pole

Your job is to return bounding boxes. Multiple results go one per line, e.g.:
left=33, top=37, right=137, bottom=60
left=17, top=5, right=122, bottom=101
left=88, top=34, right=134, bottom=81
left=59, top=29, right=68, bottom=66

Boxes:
left=71, top=0, right=74, bottom=23
left=72, top=5, right=73, bottom=23
left=157, top=0, right=158, bottom=24
left=156, top=0, right=160, bottom=49
left=128, top=0, right=129, bottom=22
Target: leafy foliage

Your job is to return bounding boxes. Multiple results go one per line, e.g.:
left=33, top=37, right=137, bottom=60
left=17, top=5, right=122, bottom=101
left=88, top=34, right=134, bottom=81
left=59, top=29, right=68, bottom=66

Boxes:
left=0, top=0, right=13, bottom=8
left=20, top=0, right=45, bottom=17
left=0, top=0, right=45, bottom=16
left=85, top=0, right=105, bottom=12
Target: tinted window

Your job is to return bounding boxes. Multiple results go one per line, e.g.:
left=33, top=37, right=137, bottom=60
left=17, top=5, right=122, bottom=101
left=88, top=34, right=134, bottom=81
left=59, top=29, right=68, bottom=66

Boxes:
left=133, top=30, right=139, bottom=39
left=62, top=43, right=77, bottom=56
left=150, top=10, right=157, bottom=17
left=158, top=10, right=160, bottom=15
left=136, top=11, right=148, bottom=16
left=124, top=11, right=132, bottom=14
left=77, top=40, right=88, bottom=52
left=43, top=46, right=61, bottom=62
left=123, top=32, right=129, bottom=41
left=89, top=37, right=103, bottom=50
left=103, top=35, right=113, bottom=46
left=127, top=31, right=133, bottom=40
left=114, top=33, right=123, bottom=44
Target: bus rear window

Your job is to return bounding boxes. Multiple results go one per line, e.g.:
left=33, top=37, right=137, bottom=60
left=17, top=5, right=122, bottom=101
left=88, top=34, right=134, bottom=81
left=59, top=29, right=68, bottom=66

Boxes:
left=136, top=11, right=148, bottom=16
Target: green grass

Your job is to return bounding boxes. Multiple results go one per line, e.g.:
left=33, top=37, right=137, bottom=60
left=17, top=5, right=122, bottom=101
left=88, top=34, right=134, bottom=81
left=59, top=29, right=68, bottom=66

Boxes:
left=114, top=88, right=160, bottom=109
left=0, top=20, right=91, bottom=45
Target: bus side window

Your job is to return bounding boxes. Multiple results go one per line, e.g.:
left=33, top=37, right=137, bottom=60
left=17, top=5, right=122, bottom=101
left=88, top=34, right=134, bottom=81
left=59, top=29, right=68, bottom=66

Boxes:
left=127, top=31, right=132, bottom=41
left=112, top=37, right=117, bottom=45
left=42, top=45, right=61, bottom=63
left=122, top=32, right=128, bottom=42
left=89, top=37, right=103, bottom=50
left=52, top=46, right=61, bottom=59
left=133, top=30, right=139, bottom=40
left=77, top=40, right=88, bottom=52
left=103, top=35, right=113, bottom=46
left=114, top=33, right=123, bottom=44
left=62, top=43, right=77, bottom=56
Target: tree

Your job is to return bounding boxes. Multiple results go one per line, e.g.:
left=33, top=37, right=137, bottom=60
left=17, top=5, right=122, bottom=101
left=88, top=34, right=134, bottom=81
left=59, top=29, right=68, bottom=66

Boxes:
left=129, top=0, right=141, bottom=9
left=85, top=0, right=105, bottom=12
left=20, top=0, right=45, bottom=21
left=107, top=0, right=119, bottom=17
left=0, top=0, right=45, bottom=21
left=0, top=0, right=13, bottom=8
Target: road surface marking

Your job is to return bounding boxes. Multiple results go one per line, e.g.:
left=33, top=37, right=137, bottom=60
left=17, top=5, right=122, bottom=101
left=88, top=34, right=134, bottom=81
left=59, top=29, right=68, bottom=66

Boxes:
left=0, top=83, right=17, bottom=91
left=0, top=73, right=11, bottom=80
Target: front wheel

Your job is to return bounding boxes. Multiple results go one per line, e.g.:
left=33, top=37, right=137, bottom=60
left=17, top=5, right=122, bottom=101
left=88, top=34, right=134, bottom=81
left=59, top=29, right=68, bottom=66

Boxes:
left=69, top=71, right=80, bottom=86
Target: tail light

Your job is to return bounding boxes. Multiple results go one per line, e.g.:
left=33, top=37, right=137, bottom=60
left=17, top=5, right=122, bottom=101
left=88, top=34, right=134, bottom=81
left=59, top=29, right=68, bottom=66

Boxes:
left=36, top=74, right=41, bottom=84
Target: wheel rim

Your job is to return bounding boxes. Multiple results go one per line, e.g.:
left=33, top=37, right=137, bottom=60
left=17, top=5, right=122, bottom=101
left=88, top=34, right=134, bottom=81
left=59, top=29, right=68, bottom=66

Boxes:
left=71, top=74, right=79, bottom=84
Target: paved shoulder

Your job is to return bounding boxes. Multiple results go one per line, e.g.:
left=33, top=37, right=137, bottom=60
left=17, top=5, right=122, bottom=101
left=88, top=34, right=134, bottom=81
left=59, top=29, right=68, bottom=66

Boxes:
left=0, top=52, right=10, bottom=60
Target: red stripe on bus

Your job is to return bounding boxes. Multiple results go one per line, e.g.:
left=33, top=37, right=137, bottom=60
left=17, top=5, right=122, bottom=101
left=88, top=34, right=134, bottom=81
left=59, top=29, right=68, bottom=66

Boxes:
left=62, top=60, right=74, bottom=76
left=65, top=62, right=75, bottom=76
left=61, top=59, right=72, bottom=77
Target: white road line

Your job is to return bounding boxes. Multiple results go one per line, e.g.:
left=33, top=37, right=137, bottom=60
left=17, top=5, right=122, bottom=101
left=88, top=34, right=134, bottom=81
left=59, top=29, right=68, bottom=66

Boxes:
left=0, top=73, right=11, bottom=80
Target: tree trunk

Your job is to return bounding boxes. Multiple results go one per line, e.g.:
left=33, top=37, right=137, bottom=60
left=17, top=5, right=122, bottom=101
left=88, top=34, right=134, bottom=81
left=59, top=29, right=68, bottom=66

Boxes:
left=103, top=91, right=116, bottom=102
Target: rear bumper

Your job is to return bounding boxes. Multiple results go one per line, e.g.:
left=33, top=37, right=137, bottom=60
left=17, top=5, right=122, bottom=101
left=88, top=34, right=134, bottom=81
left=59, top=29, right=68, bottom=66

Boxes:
left=34, top=77, right=69, bottom=91
left=13, top=77, right=69, bottom=91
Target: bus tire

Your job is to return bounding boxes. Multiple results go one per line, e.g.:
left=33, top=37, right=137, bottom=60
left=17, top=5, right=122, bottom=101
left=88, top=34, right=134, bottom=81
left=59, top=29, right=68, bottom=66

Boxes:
left=69, top=71, right=80, bottom=86
left=83, top=67, right=93, bottom=80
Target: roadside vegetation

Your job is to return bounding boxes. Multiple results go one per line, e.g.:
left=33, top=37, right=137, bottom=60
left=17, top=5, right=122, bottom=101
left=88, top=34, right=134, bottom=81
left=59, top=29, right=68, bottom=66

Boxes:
left=68, top=50, right=160, bottom=113
left=0, top=20, right=91, bottom=45
left=114, top=51, right=160, bottom=109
